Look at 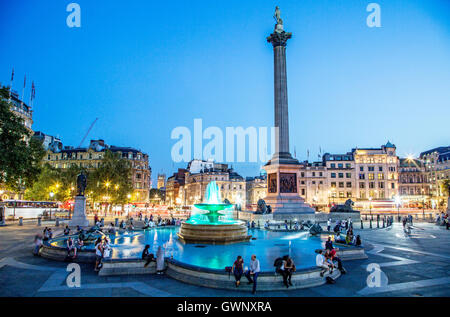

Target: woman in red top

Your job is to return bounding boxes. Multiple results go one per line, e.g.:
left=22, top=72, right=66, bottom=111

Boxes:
left=232, top=255, right=244, bottom=287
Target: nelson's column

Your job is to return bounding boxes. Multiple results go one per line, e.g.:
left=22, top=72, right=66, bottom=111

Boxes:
left=263, top=7, right=315, bottom=219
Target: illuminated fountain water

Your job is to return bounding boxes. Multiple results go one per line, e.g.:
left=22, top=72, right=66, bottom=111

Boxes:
left=177, top=181, right=251, bottom=244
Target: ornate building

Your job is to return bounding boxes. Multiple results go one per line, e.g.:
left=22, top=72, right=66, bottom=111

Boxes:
left=246, top=174, right=267, bottom=206
left=174, top=160, right=246, bottom=206
left=398, top=158, right=430, bottom=204
left=353, top=142, right=399, bottom=200
left=165, top=169, right=187, bottom=206
left=43, top=139, right=151, bottom=202
left=420, top=146, right=450, bottom=207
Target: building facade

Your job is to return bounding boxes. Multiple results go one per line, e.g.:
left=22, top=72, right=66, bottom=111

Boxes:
left=398, top=158, right=430, bottom=205
left=246, top=174, right=267, bottom=206
left=157, top=174, right=166, bottom=190
left=43, top=139, right=151, bottom=202
left=420, top=146, right=450, bottom=208
left=177, top=160, right=246, bottom=206
left=165, top=169, right=187, bottom=206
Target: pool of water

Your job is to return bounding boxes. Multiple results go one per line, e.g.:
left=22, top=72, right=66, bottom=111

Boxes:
left=54, top=227, right=333, bottom=271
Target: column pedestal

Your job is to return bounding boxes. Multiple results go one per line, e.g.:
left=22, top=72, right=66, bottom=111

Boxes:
left=69, top=195, right=89, bottom=228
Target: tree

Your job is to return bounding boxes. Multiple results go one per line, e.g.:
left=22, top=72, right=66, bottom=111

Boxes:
left=0, top=86, right=45, bottom=194
left=87, top=150, right=133, bottom=209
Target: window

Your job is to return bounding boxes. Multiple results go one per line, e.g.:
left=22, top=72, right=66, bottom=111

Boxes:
left=346, top=173, right=351, bottom=178
left=301, top=189, right=305, bottom=195
left=339, top=182, right=344, bottom=188
left=338, top=163, right=343, bottom=169
left=346, top=163, right=351, bottom=169
left=312, top=172, right=316, bottom=177
left=379, top=166, right=383, bottom=171
left=368, top=166, right=375, bottom=171
left=368, top=173, right=374, bottom=180
left=346, top=192, right=352, bottom=198
left=331, top=182, right=336, bottom=188
left=338, top=173, right=344, bottom=178
left=359, top=174, right=365, bottom=180
left=391, top=183, right=395, bottom=189
left=330, top=163, right=336, bottom=168
left=359, top=182, right=365, bottom=189
left=301, top=172, right=305, bottom=177
left=378, top=182, right=384, bottom=189
left=369, top=182, right=375, bottom=189
left=312, top=181, right=316, bottom=185
left=378, top=173, right=384, bottom=180
left=331, top=173, right=336, bottom=178
left=346, top=182, right=352, bottom=188
left=339, top=191, right=345, bottom=198
left=360, top=166, right=364, bottom=172
left=319, top=172, right=323, bottom=176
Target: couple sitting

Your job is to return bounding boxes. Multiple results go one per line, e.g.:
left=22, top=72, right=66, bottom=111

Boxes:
left=275, top=255, right=296, bottom=288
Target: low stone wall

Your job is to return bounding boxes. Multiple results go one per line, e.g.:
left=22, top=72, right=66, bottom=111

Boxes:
left=315, top=245, right=368, bottom=261
left=237, top=211, right=273, bottom=223
left=40, top=243, right=96, bottom=263
left=99, top=258, right=157, bottom=276
left=165, top=259, right=341, bottom=291
left=238, top=211, right=360, bottom=223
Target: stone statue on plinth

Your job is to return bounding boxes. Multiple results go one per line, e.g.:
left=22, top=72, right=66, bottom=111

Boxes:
left=77, top=172, right=87, bottom=196
left=70, top=171, right=89, bottom=228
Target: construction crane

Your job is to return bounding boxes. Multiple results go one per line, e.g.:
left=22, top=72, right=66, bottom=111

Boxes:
left=78, top=118, right=98, bottom=148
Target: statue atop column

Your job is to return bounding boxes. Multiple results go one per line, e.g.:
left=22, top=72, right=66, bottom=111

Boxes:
left=274, top=6, right=283, bottom=26
left=268, top=6, right=291, bottom=46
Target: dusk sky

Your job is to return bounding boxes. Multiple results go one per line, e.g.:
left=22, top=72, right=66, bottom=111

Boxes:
left=1, top=0, right=449, bottom=185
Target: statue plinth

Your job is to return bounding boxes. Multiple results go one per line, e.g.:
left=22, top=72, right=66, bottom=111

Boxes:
left=69, top=195, right=89, bottom=228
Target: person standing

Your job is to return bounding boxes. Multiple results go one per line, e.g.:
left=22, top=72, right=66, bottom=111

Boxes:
left=327, top=218, right=331, bottom=232
left=245, top=254, right=260, bottom=294
left=232, top=256, right=244, bottom=287
left=325, top=236, right=334, bottom=250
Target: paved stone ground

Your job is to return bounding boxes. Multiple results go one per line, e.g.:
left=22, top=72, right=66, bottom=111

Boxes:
left=1, top=220, right=449, bottom=297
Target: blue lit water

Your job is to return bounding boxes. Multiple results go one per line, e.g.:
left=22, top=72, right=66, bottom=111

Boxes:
left=106, top=227, right=329, bottom=271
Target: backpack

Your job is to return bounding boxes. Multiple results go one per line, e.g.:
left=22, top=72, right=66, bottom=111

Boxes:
left=273, top=257, right=283, bottom=270
left=326, top=276, right=336, bottom=284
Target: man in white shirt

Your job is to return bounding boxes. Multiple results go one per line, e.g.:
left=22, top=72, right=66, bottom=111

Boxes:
left=244, top=254, right=260, bottom=294
left=316, top=250, right=330, bottom=277
left=327, top=219, right=331, bottom=231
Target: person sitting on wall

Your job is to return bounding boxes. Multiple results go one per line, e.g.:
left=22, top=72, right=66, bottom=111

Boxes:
left=355, top=235, right=362, bottom=246
left=232, top=255, right=244, bottom=287
left=345, top=232, right=353, bottom=245
left=335, top=232, right=346, bottom=244
left=282, top=256, right=295, bottom=288
left=73, top=237, right=83, bottom=259
left=64, top=226, right=70, bottom=236
left=316, top=250, right=331, bottom=277
left=325, top=236, right=334, bottom=250
left=324, top=249, right=335, bottom=272
left=66, top=237, right=76, bottom=258
left=330, top=247, right=345, bottom=274
left=142, top=244, right=155, bottom=267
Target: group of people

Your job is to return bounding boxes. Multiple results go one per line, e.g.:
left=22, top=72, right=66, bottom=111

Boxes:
left=66, top=235, right=84, bottom=259
left=332, top=218, right=353, bottom=233
left=231, top=254, right=260, bottom=294
left=435, top=212, right=449, bottom=229
left=317, top=237, right=346, bottom=277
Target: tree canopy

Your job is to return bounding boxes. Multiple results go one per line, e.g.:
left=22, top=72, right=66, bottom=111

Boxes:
left=0, top=86, right=45, bottom=193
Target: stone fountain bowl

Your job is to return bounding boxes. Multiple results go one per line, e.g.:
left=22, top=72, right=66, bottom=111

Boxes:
left=194, top=203, right=232, bottom=211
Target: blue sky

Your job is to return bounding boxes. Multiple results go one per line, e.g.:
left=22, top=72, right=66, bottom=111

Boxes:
left=1, top=0, right=449, bottom=185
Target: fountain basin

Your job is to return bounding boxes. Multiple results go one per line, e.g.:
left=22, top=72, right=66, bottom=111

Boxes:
left=177, top=221, right=251, bottom=245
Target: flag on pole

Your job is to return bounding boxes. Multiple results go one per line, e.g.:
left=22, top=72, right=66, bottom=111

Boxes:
left=31, top=81, right=35, bottom=100
left=11, top=68, right=14, bottom=82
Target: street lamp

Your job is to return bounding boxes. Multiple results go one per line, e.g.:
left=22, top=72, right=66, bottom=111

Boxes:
left=395, top=195, right=402, bottom=221
left=369, top=196, right=373, bottom=219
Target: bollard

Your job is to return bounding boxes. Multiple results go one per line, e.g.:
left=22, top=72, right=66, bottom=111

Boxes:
left=19, top=217, right=23, bottom=226
left=365, top=214, right=368, bottom=221
left=37, top=217, right=42, bottom=226
left=55, top=217, right=60, bottom=227
left=377, top=215, right=379, bottom=228
left=361, top=219, right=364, bottom=229
left=371, top=214, right=374, bottom=221
left=115, top=218, right=119, bottom=227
left=101, top=218, right=104, bottom=227
left=382, top=217, right=385, bottom=228
left=369, top=219, right=372, bottom=229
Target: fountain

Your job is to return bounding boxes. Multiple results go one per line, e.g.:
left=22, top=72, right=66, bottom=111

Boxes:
left=177, top=181, right=251, bottom=244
